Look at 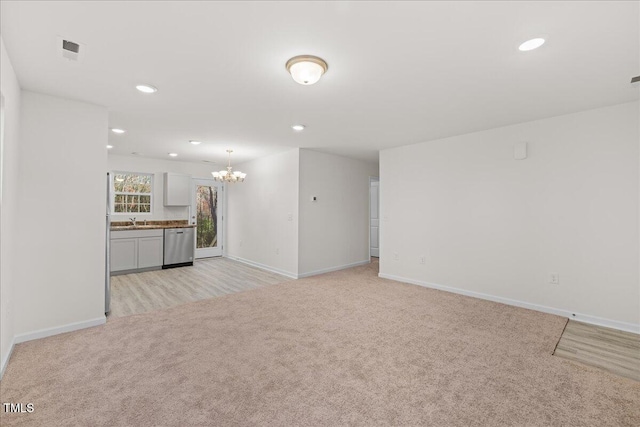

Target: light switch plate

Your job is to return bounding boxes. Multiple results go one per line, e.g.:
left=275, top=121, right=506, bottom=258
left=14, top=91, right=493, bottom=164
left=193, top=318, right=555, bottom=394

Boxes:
left=514, top=142, right=527, bottom=160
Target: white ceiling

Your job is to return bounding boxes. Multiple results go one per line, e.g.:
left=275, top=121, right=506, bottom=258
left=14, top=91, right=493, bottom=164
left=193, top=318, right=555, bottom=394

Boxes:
left=1, top=1, right=638, bottom=166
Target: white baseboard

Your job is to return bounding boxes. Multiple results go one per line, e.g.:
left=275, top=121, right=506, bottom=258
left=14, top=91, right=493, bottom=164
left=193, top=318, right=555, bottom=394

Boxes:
left=298, top=260, right=371, bottom=278
left=0, top=336, right=16, bottom=380
left=227, top=256, right=372, bottom=280
left=14, top=316, right=107, bottom=345
left=226, top=256, right=298, bottom=279
left=378, top=273, right=640, bottom=334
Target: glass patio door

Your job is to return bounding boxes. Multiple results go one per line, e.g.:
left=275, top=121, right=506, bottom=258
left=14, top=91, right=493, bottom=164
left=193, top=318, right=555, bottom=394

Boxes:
left=190, top=179, right=223, bottom=258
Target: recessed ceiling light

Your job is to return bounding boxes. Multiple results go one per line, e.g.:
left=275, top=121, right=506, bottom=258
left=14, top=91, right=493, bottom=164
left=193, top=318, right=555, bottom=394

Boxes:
left=190, top=140, right=202, bottom=145
left=286, top=55, right=328, bottom=85
left=136, top=84, right=158, bottom=93
left=106, top=145, right=113, bottom=149
left=292, top=124, right=306, bottom=131
left=169, top=153, right=178, bottom=157
left=518, top=38, right=545, bottom=52
left=111, top=128, right=126, bottom=134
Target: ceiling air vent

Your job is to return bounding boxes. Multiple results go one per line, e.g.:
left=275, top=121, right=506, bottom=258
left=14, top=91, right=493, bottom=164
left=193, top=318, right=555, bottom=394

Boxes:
left=57, top=36, right=84, bottom=62
left=63, top=40, right=79, bottom=53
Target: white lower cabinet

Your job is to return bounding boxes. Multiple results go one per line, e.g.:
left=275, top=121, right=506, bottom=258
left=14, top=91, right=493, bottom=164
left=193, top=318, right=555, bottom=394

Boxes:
left=138, top=236, right=164, bottom=269
left=111, top=229, right=164, bottom=273
left=111, top=238, right=138, bottom=272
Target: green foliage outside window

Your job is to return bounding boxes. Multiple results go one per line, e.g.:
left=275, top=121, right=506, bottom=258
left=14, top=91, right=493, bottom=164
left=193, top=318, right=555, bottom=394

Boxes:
left=196, top=185, right=217, bottom=248
left=113, top=172, right=153, bottom=213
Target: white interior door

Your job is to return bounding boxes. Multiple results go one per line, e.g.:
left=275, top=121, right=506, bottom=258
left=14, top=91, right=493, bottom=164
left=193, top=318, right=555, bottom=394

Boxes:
left=370, top=178, right=379, bottom=257
left=191, top=179, right=223, bottom=259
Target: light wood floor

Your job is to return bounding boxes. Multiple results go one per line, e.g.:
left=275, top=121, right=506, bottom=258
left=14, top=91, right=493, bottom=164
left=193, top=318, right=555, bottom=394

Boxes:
left=554, top=320, right=640, bottom=381
left=109, top=257, right=291, bottom=318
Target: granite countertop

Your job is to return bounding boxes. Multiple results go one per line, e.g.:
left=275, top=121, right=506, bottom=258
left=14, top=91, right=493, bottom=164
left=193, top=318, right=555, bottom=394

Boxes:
left=110, top=220, right=196, bottom=231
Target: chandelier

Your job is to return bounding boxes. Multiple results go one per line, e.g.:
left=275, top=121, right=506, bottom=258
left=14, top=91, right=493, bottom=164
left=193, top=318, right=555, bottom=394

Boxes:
left=212, top=150, right=246, bottom=183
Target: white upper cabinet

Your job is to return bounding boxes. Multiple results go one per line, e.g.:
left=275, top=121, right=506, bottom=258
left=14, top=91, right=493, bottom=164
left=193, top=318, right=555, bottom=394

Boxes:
left=163, top=172, right=191, bottom=206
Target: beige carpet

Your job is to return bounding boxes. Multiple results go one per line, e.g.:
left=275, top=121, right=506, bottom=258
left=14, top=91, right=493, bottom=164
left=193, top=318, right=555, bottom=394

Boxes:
left=1, top=262, right=639, bottom=426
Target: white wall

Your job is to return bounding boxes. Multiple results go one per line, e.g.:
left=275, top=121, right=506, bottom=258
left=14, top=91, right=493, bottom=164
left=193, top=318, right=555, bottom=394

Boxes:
left=298, top=149, right=378, bottom=276
left=380, top=102, right=639, bottom=331
left=0, top=36, right=21, bottom=377
left=15, top=91, right=108, bottom=337
left=107, top=154, right=217, bottom=221
left=226, top=149, right=299, bottom=278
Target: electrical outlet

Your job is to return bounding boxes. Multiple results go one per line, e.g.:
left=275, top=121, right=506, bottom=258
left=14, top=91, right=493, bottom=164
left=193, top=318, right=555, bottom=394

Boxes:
left=394, top=252, right=399, bottom=261
left=287, top=213, right=293, bottom=221
left=419, top=255, right=426, bottom=265
left=239, top=240, right=243, bottom=247
left=548, top=272, right=559, bottom=285
left=275, top=248, right=280, bottom=255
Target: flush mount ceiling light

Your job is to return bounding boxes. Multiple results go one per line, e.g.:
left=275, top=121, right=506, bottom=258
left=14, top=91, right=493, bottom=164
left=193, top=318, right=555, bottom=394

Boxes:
left=169, top=153, right=178, bottom=157
left=292, top=124, right=306, bottom=131
left=189, top=140, right=202, bottom=145
left=106, top=145, right=114, bottom=149
left=111, top=128, right=126, bottom=134
left=518, top=38, right=545, bottom=51
left=212, top=150, right=246, bottom=183
left=286, top=55, right=328, bottom=85
left=136, top=84, right=158, bottom=93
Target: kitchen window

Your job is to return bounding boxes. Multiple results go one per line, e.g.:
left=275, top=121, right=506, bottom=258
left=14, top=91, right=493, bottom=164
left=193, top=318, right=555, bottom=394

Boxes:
left=112, top=172, right=153, bottom=213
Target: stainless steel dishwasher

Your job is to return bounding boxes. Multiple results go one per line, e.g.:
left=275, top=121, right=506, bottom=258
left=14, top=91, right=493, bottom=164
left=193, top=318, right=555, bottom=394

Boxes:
left=163, top=227, right=195, bottom=268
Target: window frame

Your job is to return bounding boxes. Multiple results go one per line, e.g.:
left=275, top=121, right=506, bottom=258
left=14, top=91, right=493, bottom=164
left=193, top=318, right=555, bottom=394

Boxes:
left=110, top=171, right=154, bottom=215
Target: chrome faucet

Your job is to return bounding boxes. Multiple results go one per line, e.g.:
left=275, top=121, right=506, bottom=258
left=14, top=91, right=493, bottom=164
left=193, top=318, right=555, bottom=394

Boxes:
left=129, top=217, right=137, bottom=227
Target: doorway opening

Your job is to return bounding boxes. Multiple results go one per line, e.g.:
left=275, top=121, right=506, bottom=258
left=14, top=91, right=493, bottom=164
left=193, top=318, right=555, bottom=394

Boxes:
left=370, top=177, right=379, bottom=259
